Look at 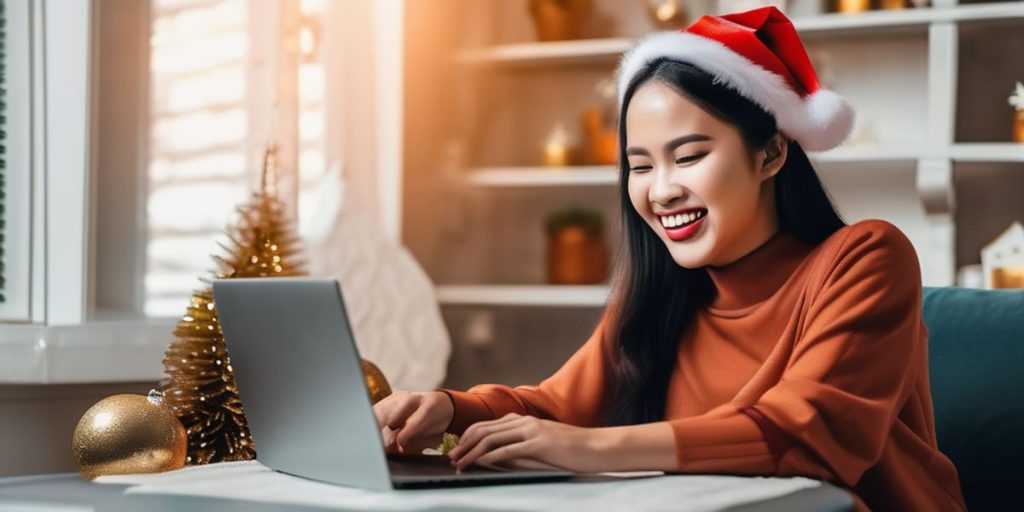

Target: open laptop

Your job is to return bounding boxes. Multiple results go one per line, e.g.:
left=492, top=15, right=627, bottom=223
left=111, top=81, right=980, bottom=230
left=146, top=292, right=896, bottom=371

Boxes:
left=211, top=277, right=575, bottom=491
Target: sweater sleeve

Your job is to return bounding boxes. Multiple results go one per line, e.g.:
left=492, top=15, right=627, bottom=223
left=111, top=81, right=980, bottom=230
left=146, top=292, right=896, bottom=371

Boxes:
left=667, top=221, right=925, bottom=485
left=437, top=313, right=614, bottom=435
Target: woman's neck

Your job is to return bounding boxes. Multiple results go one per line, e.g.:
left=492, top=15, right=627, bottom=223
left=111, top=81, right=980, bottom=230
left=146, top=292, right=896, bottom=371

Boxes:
left=704, top=229, right=812, bottom=311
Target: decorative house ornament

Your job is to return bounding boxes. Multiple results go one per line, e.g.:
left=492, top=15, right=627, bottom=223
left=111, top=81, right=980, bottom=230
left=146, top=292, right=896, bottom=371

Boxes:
left=981, top=221, right=1024, bottom=289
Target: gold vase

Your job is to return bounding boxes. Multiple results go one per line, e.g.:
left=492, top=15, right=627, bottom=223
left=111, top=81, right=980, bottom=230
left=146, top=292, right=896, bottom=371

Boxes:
left=581, top=108, right=617, bottom=165
left=528, top=0, right=591, bottom=42
left=547, top=226, right=609, bottom=284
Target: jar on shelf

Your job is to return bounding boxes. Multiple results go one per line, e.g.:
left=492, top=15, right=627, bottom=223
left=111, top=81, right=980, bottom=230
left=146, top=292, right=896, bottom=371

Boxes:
left=832, top=0, right=870, bottom=13
left=528, top=0, right=592, bottom=42
left=545, top=207, right=609, bottom=285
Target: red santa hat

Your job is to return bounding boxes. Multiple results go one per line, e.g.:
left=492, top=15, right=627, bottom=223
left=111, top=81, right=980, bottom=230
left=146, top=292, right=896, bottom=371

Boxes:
left=616, top=6, right=854, bottom=152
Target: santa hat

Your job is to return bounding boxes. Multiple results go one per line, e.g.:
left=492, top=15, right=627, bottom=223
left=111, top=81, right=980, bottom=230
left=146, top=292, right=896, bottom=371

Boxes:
left=616, top=6, right=854, bottom=152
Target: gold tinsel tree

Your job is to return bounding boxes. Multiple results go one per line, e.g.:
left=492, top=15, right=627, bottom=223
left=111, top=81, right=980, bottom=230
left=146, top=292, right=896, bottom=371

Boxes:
left=160, top=146, right=306, bottom=464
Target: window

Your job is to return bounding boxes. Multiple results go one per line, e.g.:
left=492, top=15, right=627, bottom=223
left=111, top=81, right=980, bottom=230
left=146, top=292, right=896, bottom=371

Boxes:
left=0, top=0, right=32, bottom=322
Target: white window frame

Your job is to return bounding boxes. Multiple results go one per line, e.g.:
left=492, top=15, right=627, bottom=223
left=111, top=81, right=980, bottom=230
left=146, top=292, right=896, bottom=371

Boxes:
left=0, top=0, right=35, bottom=323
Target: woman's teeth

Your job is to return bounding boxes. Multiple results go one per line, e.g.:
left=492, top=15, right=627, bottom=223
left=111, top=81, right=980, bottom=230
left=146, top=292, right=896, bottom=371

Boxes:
left=659, top=210, right=705, bottom=228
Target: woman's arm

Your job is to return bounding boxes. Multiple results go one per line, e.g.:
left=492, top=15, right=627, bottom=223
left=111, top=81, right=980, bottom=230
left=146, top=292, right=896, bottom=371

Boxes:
left=438, top=314, right=616, bottom=435
left=595, top=421, right=679, bottom=472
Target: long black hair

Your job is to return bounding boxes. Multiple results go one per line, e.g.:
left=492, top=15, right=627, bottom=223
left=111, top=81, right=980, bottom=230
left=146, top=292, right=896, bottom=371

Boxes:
left=601, top=58, right=846, bottom=427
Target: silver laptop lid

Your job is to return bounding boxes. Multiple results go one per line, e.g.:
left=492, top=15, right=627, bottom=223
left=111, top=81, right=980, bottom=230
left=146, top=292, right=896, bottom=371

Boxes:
left=212, top=277, right=393, bottom=491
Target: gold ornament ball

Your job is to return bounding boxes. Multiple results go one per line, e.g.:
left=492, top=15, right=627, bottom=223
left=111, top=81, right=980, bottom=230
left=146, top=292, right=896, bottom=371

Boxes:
left=72, top=392, right=187, bottom=480
left=362, top=359, right=393, bottom=404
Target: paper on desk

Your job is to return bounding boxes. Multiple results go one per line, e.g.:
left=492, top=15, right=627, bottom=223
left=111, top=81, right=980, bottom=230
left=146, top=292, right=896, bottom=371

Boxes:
left=94, top=460, right=821, bottom=512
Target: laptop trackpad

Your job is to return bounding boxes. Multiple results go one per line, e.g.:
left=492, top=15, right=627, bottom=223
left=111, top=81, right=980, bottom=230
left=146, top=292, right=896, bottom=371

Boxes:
left=387, top=453, right=502, bottom=477
left=386, top=453, right=575, bottom=488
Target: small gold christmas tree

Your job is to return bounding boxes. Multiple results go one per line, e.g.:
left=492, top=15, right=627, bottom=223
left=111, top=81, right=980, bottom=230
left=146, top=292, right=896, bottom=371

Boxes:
left=160, top=145, right=307, bottom=464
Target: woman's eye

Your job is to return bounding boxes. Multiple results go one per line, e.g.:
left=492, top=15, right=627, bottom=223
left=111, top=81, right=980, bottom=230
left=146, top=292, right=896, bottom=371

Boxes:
left=629, top=164, right=653, bottom=172
left=675, top=153, right=707, bottom=165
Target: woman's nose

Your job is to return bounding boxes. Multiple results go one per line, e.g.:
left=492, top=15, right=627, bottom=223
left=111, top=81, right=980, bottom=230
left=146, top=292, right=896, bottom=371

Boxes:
left=649, top=167, right=684, bottom=206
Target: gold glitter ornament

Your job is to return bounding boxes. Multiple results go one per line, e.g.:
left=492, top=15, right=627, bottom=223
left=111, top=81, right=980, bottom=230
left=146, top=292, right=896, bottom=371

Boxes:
left=362, top=359, right=393, bottom=404
left=72, top=390, right=187, bottom=480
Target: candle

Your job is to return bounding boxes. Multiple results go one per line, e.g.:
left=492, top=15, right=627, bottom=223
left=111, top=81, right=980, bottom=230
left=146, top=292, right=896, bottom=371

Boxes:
left=543, top=123, right=574, bottom=166
left=837, top=0, right=870, bottom=13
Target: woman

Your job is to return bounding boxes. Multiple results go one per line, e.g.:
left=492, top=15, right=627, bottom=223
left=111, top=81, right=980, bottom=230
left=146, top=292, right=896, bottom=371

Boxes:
left=373, top=7, right=965, bottom=511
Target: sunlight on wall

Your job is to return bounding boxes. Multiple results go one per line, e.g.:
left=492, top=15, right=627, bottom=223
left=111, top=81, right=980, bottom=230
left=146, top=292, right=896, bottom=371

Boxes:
left=146, top=0, right=327, bottom=317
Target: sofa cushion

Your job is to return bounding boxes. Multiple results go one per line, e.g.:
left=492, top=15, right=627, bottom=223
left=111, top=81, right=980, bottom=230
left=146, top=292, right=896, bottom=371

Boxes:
left=922, top=286, right=1024, bottom=511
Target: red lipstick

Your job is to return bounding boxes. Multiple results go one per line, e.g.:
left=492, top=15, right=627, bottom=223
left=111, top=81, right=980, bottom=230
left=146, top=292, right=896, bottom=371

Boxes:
left=656, top=208, right=707, bottom=242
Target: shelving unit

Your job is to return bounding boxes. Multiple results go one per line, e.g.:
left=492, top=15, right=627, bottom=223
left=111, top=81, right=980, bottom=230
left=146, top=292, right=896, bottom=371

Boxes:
left=455, top=3, right=1024, bottom=67
left=402, top=0, right=1024, bottom=385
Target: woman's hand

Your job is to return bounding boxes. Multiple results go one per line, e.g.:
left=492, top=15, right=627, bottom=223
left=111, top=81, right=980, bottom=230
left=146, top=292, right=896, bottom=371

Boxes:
left=446, top=413, right=611, bottom=474
left=372, top=390, right=454, bottom=455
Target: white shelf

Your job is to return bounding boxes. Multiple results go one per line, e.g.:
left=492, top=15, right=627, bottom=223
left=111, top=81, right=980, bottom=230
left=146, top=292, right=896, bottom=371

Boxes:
left=950, top=143, right=1024, bottom=163
left=456, top=38, right=632, bottom=66
left=436, top=285, right=610, bottom=307
left=456, top=4, right=1024, bottom=66
left=797, top=2, right=1024, bottom=34
left=461, top=147, right=922, bottom=188
left=809, top=145, right=923, bottom=163
left=465, top=166, right=618, bottom=187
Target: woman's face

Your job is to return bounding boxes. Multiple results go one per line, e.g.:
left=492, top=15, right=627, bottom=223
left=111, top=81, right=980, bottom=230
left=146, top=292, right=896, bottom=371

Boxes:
left=624, top=79, right=786, bottom=269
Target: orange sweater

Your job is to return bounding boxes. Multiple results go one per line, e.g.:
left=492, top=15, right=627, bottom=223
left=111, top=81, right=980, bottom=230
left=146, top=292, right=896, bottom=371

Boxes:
left=439, top=220, right=965, bottom=511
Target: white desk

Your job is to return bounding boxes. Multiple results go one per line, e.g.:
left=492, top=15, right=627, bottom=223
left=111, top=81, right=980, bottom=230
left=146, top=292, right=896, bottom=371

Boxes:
left=0, top=462, right=854, bottom=512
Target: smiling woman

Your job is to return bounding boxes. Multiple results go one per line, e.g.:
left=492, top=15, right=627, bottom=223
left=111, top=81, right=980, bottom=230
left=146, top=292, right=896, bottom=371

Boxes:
left=376, top=6, right=966, bottom=512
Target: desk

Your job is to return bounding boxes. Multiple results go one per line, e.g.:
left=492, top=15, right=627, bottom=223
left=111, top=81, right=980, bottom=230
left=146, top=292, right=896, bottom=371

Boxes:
left=0, top=469, right=854, bottom=512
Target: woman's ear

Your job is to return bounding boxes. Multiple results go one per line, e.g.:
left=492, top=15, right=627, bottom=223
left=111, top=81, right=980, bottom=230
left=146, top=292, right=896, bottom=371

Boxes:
left=759, top=133, right=788, bottom=181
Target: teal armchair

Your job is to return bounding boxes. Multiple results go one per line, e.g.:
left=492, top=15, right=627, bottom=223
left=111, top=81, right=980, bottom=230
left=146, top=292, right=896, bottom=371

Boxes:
left=923, top=286, right=1024, bottom=511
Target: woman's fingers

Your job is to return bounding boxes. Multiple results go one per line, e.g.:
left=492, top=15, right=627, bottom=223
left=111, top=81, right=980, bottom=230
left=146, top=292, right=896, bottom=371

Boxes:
left=450, top=413, right=522, bottom=459
left=450, top=426, right=528, bottom=471
left=395, top=405, right=434, bottom=453
left=474, top=440, right=559, bottom=471
left=384, top=396, right=420, bottom=431
left=381, top=426, right=399, bottom=453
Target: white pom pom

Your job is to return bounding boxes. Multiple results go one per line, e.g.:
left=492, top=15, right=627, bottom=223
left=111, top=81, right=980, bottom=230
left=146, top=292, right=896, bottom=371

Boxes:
left=798, top=89, right=855, bottom=152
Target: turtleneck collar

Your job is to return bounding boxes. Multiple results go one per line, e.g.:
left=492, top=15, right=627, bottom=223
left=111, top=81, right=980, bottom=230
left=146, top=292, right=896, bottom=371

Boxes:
left=705, top=229, right=813, bottom=314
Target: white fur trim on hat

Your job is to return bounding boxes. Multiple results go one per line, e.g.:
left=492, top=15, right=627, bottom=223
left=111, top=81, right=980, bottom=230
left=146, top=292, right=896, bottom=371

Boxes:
left=616, top=31, right=854, bottom=151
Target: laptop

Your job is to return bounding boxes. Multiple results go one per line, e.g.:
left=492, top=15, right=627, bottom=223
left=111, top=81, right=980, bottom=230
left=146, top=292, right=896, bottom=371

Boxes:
left=211, top=277, right=575, bottom=491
